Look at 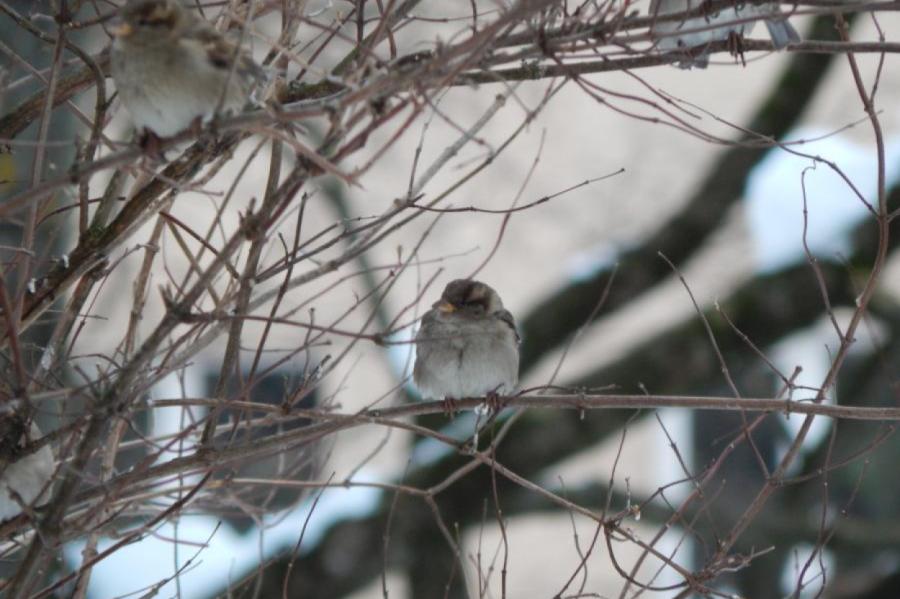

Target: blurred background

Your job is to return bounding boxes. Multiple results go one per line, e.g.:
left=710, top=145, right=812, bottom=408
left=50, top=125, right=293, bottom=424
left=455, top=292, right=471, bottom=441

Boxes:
left=2, top=1, right=899, bottom=597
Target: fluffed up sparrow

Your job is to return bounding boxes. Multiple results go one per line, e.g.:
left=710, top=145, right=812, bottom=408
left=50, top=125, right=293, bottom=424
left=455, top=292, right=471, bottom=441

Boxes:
left=413, top=279, right=520, bottom=409
left=110, top=0, right=266, bottom=140
left=650, top=0, right=800, bottom=69
left=0, top=421, right=55, bottom=521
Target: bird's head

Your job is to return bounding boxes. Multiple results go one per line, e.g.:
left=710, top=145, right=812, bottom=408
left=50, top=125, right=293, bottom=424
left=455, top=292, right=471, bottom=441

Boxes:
left=112, top=0, right=189, bottom=43
left=433, top=279, right=504, bottom=317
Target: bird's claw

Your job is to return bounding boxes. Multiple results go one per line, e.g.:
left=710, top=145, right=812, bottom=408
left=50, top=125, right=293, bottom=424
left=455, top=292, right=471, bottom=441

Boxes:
left=727, top=31, right=747, bottom=66
left=138, top=129, right=166, bottom=162
left=484, top=390, right=507, bottom=415
left=189, top=115, right=205, bottom=139
left=442, top=396, right=459, bottom=418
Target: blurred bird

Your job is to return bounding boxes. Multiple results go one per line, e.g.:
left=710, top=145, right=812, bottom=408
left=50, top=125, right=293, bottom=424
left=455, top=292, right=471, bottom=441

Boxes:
left=0, top=421, right=55, bottom=521
left=650, top=0, right=800, bottom=68
left=110, top=0, right=265, bottom=141
left=414, top=280, right=520, bottom=409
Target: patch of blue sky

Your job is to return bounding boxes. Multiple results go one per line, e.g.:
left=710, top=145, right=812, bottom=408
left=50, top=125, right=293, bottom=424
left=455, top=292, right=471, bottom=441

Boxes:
left=66, top=368, right=383, bottom=599
left=746, top=129, right=900, bottom=273
left=564, top=241, right=625, bottom=283
left=65, top=477, right=382, bottom=599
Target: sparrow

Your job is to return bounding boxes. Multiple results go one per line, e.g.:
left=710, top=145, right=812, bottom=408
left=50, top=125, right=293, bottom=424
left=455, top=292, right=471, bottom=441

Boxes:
left=110, top=0, right=266, bottom=140
left=0, top=421, right=55, bottom=521
left=650, top=0, right=800, bottom=68
left=413, top=280, right=520, bottom=408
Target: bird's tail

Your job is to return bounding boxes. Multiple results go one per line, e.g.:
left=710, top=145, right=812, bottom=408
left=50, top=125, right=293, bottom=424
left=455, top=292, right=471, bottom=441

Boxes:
left=676, top=52, right=710, bottom=69
left=765, top=19, right=801, bottom=49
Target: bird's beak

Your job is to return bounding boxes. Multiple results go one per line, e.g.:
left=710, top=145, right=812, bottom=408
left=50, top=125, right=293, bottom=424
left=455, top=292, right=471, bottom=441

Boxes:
left=110, top=21, right=133, bottom=38
left=436, top=301, right=456, bottom=313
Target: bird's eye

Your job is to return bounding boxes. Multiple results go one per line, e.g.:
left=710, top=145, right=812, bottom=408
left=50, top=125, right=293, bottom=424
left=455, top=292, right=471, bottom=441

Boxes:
left=466, top=301, right=486, bottom=313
